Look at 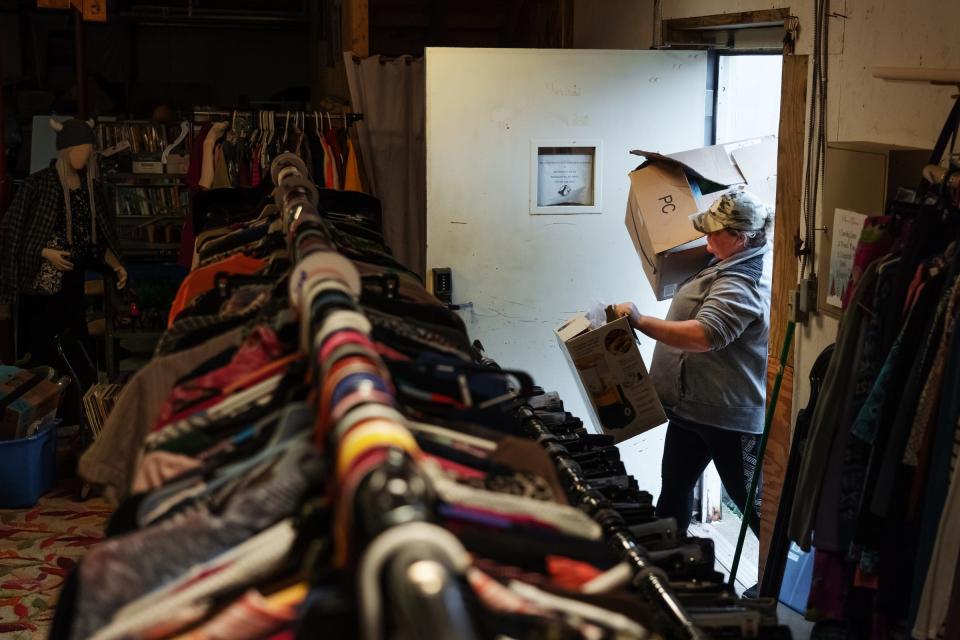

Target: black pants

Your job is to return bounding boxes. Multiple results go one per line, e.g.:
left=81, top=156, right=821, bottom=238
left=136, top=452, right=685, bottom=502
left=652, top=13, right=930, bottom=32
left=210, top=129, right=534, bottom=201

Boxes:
left=17, top=266, right=89, bottom=370
left=656, top=419, right=762, bottom=536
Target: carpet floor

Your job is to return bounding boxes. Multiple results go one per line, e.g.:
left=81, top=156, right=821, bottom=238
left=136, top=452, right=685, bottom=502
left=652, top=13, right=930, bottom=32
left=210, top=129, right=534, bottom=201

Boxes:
left=0, top=480, right=111, bottom=639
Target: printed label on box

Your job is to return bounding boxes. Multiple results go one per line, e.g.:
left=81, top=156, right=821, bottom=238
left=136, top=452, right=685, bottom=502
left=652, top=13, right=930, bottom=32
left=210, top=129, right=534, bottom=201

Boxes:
left=556, top=315, right=666, bottom=443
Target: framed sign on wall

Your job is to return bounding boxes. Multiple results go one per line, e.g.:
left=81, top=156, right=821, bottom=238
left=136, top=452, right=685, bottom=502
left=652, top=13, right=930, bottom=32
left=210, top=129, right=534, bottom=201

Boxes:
left=530, top=140, right=603, bottom=214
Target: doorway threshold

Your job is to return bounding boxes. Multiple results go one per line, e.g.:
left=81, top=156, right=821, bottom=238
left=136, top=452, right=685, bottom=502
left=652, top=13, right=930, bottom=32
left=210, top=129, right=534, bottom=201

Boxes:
left=687, top=515, right=759, bottom=596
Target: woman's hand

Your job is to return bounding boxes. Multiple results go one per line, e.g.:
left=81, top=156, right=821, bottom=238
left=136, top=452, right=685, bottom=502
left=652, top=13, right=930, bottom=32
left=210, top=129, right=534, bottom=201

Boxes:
left=105, top=250, right=128, bottom=290
left=41, top=248, right=75, bottom=272
left=614, top=302, right=642, bottom=329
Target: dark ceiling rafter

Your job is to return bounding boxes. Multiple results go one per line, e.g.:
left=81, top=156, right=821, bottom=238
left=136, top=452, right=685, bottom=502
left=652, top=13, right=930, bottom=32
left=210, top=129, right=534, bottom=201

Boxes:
left=117, top=0, right=308, bottom=28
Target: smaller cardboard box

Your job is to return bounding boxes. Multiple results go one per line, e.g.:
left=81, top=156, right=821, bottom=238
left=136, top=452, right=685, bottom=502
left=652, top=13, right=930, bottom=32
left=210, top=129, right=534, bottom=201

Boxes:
left=625, top=136, right=777, bottom=300
left=0, top=369, right=60, bottom=440
left=5, top=380, right=63, bottom=440
left=133, top=160, right=164, bottom=174
left=555, top=314, right=666, bottom=443
left=165, top=153, right=190, bottom=175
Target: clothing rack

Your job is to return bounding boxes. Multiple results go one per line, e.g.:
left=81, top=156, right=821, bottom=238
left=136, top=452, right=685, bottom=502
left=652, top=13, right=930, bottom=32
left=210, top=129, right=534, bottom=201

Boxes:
left=514, top=405, right=709, bottom=640
left=257, top=166, right=708, bottom=640
left=193, top=109, right=364, bottom=126
left=274, top=151, right=703, bottom=638
left=270, top=152, right=476, bottom=640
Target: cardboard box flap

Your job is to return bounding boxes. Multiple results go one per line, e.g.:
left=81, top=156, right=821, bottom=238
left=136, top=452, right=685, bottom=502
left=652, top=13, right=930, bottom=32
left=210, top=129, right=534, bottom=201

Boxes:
left=555, top=314, right=593, bottom=341
left=631, top=136, right=780, bottom=189
left=669, top=144, right=745, bottom=187
left=631, top=145, right=744, bottom=188
left=730, top=136, right=778, bottom=207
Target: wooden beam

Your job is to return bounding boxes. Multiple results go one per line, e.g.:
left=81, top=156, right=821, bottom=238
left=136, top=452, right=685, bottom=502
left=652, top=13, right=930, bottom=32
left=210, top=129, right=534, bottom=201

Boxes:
left=73, top=6, right=87, bottom=119
left=344, top=0, right=369, bottom=57
left=561, top=0, right=574, bottom=48
left=770, top=54, right=807, bottom=369
left=759, top=54, right=808, bottom=581
left=664, top=8, right=789, bottom=32
left=663, top=8, right=789, bottom=49
left=873, top=66, right=960, bottom=85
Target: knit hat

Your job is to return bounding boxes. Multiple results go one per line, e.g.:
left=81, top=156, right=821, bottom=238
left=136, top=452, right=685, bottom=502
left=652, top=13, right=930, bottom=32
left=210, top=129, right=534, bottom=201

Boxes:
left=50, top=118, right=97, bottom=150
left=689, top=188, right=772, bottom=234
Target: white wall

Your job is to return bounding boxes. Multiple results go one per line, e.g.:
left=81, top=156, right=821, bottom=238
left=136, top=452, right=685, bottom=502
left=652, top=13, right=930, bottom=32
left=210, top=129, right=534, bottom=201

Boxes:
left=653, top=0, right=960, bottom=419
left=426, top=48, right=708, bottom=498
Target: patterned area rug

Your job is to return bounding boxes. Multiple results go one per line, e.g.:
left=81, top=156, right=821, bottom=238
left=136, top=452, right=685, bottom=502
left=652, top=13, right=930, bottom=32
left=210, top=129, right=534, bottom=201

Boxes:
left=0, top=480, right=111, bottom=638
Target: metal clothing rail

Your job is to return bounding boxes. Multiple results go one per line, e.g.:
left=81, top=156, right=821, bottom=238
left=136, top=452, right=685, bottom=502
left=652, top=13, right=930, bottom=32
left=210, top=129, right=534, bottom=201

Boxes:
left=270, top=153, right=475, bottom=640
left=516, top=404, right=709, bottom=640
left=193, top=109, right=364, bottom=126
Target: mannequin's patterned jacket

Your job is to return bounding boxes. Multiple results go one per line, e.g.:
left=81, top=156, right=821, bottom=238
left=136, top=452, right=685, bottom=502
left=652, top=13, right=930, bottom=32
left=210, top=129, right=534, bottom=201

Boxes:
left=0, top=167, right=121, bottom=305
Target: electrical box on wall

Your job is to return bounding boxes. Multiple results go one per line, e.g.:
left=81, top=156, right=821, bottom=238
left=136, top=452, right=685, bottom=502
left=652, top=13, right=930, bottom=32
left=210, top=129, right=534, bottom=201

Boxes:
left=432, top=268, right=452, bottom=304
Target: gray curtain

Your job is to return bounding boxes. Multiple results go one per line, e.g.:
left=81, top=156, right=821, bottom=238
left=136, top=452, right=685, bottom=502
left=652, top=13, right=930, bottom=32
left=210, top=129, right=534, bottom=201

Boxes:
left=344, top=53, right=426, bottom=278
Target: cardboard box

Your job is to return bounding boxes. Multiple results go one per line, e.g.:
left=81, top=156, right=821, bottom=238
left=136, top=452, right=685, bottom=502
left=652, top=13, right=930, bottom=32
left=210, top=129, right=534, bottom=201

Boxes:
left=165, top=153, right=190, bottom=175
left=6, top=380, right=63, bottom=440
left=0, top=368, right=63, bottom=440
left=555, top=315, right=666, bottom=443
left=625, top=136, right=778, bottom=300
left=133, top=160, right=164, bottom=174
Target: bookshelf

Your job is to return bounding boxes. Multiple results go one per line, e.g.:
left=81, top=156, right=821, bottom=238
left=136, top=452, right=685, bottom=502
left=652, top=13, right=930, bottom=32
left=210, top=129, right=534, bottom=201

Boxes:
left=96, top=120, right=191, bottom=378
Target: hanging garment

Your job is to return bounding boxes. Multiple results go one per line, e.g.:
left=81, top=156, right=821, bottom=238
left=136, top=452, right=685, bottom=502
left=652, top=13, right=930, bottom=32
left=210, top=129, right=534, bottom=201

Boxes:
left=167, top=254, right=268, bottom=327
left=871, top=267, right=956, bottom=518
left=905, top=277, right=960, bottom=468
left=321, top=133, right=339, bottom=191
left=324, top=126, right=345, bottom=189
left=212, top=146, right=233, bottom=189
left=910, top=311, right=960, bottom=635
left=78, top=327, right=245, bottom=500
left=841, top=216, right=899, bottom=309
left=789, top=257, right=881, bottom=550
left=344, top=138, right=364, bottom=192
left=912, top=410, right=960, bottom=639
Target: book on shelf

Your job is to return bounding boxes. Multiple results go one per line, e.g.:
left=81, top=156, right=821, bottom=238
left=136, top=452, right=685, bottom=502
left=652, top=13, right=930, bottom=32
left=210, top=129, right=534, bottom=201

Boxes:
left=114, top=186, right=187, bottom=218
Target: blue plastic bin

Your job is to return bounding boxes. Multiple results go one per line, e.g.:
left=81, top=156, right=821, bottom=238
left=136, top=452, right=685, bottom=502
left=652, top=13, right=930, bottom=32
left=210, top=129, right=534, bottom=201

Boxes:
left=0, top=423, right=57, bottom=508
left=779, top=542, right=814, bottom=614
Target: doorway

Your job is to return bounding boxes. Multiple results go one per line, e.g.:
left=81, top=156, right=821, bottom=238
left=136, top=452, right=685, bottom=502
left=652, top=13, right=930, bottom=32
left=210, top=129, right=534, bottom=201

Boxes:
left=690, top=50, right=784, bottom=595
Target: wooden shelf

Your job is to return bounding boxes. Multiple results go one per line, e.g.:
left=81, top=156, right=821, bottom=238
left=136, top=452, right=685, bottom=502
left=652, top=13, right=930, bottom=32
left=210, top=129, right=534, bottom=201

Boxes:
left=111, top=328, right=165, bottom=340
left=873, top=66, right=960, bottom=85
left=117, top=213, right=186, bottom=220
left=103, top=173, right=187, bottom=181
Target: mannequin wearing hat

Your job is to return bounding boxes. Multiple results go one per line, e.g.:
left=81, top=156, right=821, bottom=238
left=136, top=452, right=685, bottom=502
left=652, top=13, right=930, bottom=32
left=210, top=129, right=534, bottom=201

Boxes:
left=0, top=118, right=126, bottom=369
left=614, top=189, right=773, bottom=561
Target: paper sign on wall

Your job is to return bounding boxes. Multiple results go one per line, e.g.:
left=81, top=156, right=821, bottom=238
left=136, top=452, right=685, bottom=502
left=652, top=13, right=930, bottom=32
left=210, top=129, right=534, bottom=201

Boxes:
left=537, top=151, right=595, bottom=207
left=826, top=208, right=867, bottom=308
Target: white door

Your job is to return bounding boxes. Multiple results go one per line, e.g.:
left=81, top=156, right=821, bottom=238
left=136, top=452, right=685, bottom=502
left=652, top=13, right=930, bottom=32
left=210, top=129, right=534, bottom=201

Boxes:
left=426, top=48, right=707, bottom=499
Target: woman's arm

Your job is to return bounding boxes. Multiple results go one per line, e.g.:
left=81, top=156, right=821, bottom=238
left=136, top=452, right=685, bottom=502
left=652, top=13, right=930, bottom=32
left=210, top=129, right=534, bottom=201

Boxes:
left=614, top=302, right=712, bottom=353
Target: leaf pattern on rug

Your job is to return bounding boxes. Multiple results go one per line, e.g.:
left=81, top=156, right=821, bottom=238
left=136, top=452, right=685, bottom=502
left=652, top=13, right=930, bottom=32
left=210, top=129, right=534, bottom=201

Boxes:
left=0, top=483, right=111, bottom=639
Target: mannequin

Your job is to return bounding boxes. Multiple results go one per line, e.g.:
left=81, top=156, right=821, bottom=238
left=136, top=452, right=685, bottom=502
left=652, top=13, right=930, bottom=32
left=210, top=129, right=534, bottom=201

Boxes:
left=0, top=118, right=126, bottom=369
